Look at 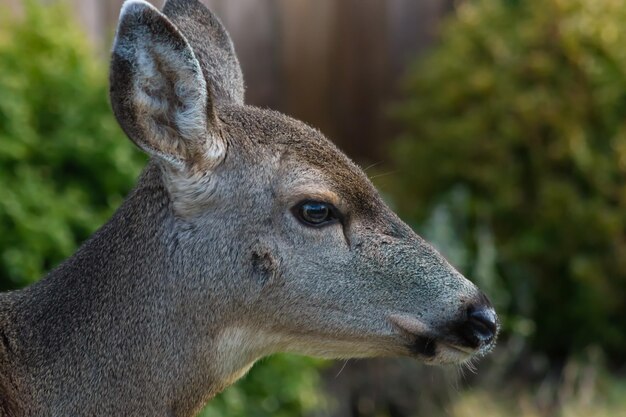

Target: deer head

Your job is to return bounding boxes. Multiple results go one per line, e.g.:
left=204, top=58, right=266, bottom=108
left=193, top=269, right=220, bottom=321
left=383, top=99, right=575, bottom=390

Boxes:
left=110, top=0, right=498, bottom=372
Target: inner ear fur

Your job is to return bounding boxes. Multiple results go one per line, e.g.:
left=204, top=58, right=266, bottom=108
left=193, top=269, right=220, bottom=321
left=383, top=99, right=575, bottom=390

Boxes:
left=109, top=0, right=224, bottom=169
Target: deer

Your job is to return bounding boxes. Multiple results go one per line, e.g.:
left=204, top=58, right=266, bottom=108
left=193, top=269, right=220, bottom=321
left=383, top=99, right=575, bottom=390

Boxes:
left=0, top=1, right=499, bottom=416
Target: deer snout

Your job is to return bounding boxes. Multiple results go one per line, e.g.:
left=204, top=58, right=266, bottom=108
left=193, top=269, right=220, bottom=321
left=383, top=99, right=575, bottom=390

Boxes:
left=455, top=298, right=498, bottom=351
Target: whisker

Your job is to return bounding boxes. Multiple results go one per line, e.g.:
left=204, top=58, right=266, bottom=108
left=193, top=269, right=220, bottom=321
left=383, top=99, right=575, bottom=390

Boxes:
left=369, top=171, right=398, bottom=181
left=455, top=364, right=466, bottom=388
left=462, top=358, right=478, bottom=375
left=335, top=360, right=350, bottom=378
left=362, top=161, right=384, bottom=172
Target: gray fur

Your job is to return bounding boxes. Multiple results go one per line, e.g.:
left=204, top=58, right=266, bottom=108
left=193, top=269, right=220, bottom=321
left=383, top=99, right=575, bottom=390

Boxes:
left=163, top=0, right=245, bottom=104
left=0, top=1, right=498, bottom=416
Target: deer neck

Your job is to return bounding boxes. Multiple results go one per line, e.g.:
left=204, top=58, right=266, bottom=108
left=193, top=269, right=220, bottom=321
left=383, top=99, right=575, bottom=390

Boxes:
left=0, top=162, right=252, bottom=417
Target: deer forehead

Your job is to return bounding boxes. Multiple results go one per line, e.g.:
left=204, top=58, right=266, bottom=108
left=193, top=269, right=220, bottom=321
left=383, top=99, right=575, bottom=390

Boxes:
left=218, top=105, right=383, bottom=215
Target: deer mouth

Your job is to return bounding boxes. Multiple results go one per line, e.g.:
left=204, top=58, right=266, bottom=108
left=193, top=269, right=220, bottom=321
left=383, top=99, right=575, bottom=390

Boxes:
left=404, top=330, right=477, bottom=365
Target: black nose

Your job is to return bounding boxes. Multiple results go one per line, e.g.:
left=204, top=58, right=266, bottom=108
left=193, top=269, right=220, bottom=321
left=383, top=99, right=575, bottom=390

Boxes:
left=460, top=305, right=498, bottom=347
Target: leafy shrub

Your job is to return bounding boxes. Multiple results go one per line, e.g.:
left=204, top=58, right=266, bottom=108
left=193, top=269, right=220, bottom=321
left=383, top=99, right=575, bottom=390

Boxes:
left=393, top=0, right=626, bottom=359
left=0, top=1, right=145, bottom=289
left=0, top=3, right=327, bottom=416
left=199, top=355, right=328, bottom=417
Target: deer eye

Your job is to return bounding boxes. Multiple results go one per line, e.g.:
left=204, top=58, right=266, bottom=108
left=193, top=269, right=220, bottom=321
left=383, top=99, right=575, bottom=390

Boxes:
left=293, top=201, right=340, bottom=227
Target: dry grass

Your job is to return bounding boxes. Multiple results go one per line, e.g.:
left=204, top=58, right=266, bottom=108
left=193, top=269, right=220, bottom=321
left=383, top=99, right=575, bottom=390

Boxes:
left=447, top=358, right=626, bottom=417
left=449, top=389, right=626, bottom=417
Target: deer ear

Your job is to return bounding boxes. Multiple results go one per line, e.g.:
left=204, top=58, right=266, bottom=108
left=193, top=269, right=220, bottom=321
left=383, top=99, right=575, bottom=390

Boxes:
left=109, top=0, right=225, bottom=170
left=163, top=0, right=245, bottom=105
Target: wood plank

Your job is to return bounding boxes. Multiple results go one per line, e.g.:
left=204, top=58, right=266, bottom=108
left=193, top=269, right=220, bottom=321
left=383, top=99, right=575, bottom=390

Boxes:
left=276, top=0, right=335, bottom=138
left=329, top=0, right=389, bottom=159
left=207, top=0, right=281, bottom=108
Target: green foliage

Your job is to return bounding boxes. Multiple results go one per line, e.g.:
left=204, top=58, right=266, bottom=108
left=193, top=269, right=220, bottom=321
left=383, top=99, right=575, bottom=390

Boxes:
left=0, top=3, right=327, bottom=415
left=393, top=0, right=626, bottom=359
left=0, top=1, right=145, bottom=289
left=199, top=355, right=329, bottom=417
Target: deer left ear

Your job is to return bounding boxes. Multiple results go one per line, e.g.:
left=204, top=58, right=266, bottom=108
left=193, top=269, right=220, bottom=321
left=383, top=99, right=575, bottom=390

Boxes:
left=109, top=0, right=225, bottom=170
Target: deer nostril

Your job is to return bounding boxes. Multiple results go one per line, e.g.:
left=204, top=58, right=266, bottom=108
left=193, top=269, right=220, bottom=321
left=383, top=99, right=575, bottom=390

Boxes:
left=460, top=305, right=498, bottom=347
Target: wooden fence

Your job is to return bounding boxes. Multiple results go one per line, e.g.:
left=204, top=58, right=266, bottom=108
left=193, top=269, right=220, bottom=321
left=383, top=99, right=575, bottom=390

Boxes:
left=5, top=0, right=453, bottom=161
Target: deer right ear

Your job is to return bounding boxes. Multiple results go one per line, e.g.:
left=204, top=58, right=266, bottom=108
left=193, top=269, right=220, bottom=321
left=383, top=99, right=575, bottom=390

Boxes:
left=110, top=0, right=224, bottom=170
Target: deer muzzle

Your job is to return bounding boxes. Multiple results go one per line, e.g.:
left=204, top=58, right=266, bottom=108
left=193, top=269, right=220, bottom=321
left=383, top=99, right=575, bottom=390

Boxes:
left=389, top=291, right=499, bottom=364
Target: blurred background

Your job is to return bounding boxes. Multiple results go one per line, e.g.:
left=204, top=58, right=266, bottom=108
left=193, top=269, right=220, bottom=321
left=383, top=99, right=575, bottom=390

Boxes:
left=1, top=0, right=625, bottom=416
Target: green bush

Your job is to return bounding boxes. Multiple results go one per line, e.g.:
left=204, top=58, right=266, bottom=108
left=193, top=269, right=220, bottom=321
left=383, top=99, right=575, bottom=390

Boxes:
left=0, top=3, right=327, bottom=416
left=393, top=0, right=626, bottom=359
left=0, top=1, right=145, bottom=289
left=199, top=354, right=328, bottom=417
